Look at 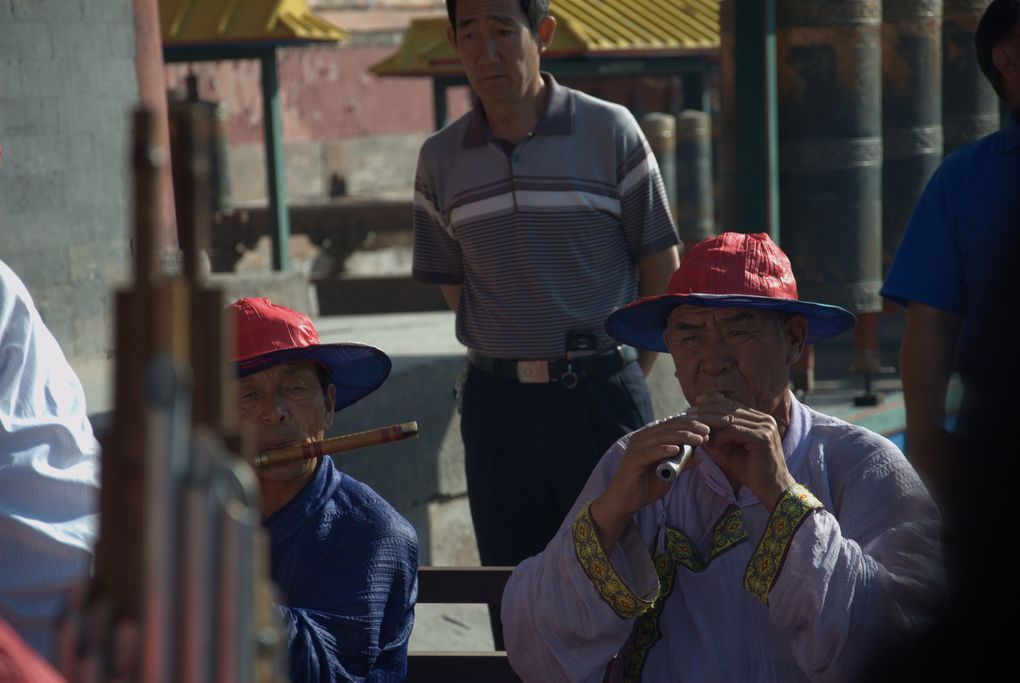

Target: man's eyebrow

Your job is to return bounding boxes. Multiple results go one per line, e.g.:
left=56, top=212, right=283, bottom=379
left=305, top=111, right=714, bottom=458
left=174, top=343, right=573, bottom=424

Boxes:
left=669, top=318, right=704, bottom=330
left=458, top=14, right=517, bottom=29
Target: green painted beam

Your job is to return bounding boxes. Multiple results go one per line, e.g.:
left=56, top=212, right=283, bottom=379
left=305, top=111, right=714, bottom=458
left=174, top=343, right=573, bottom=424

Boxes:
left=260, top=48, right=290, bottom=272
left=733, top=0, right=779, bottom=240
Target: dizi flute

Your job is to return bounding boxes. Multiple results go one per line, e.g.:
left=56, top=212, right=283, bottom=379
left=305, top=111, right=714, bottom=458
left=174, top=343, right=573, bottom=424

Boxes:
left=656, top=444, right=694, bottom=482
left=255, top=421, right=419, bottom=468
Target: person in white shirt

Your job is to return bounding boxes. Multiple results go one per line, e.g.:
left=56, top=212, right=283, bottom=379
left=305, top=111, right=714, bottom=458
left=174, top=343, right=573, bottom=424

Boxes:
left=0, top=259, right=99, bottom=661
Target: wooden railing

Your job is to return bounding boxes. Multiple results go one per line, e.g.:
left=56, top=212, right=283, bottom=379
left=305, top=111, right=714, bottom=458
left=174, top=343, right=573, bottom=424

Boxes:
left=408, top=567, right=523, bottom=683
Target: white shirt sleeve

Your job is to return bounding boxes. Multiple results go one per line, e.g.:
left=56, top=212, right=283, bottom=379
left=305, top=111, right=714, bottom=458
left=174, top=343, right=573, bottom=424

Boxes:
left=0, top=260, right=99, bottom=659
left=501, top=439, right=660, bottom=683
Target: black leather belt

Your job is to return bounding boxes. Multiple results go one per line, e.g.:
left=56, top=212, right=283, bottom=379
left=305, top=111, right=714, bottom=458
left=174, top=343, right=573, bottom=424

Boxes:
left=466, top=345, right=639, bottom=389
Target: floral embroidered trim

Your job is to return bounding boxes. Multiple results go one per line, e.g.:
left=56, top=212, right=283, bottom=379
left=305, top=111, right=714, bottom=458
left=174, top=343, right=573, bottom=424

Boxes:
left=743, top=483, right=823, bottom=605
left=623, top=509, right=749, bottom=681
left=707, top=505, right=748, bottom=563
left=623, top=550, right=679, bottom=682
left=663, top=526, right=705, bottom=573
left=572, top=502, right=655, bottom=620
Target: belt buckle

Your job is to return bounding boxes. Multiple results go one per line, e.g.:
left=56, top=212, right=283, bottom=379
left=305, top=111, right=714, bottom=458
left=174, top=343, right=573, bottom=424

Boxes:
left=516, top=360, right=550, bottom=383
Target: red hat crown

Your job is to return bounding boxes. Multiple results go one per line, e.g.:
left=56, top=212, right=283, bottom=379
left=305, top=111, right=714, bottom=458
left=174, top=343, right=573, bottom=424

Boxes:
left=669, top=232, right=799, bottom=300
left=231, top=297, right=321, bottom=361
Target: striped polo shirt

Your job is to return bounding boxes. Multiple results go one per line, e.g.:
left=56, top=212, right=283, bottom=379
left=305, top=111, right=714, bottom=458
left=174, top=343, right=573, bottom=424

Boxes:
left=412, top=74, right=678, bottom=359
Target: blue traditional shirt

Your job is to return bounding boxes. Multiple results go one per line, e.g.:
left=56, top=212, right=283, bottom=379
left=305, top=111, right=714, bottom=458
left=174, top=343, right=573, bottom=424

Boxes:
left=264, top=456, right=418, bottom=682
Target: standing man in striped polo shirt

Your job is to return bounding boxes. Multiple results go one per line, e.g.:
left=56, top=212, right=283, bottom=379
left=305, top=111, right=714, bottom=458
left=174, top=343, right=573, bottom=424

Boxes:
left=412, top=0, right=680, bottom=642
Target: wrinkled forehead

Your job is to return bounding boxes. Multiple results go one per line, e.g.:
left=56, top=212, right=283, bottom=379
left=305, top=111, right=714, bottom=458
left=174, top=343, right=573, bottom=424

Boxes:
left=665, top=305, right=771, bottom=328
left=238, top=360, right=322, bottom=385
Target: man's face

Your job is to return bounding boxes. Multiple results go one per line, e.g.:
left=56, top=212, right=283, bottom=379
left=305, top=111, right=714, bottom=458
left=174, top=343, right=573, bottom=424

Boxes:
left=448, top=0, right=549, bottom=108
left=238, top=361, right=335, bottom=483
left=663, top=306, right=806, bottom=419
left=998, top=28, right=1020, bottom=110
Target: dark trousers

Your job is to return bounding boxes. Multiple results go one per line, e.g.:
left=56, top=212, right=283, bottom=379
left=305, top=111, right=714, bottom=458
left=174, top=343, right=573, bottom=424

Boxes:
left=459, top=360, right=654, bottom=647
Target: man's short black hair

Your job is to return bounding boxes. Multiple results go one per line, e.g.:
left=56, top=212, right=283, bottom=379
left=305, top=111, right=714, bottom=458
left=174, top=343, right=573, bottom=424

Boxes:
left=976, top=0, right=1020, bottom=99
left=446, top=0, right=550, bottom=36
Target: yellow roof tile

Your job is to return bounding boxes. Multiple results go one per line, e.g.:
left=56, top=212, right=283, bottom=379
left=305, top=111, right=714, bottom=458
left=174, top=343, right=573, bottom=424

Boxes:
left=371, top=0, right=718, bottom=77
left=161, top=0, right=348, bottom=47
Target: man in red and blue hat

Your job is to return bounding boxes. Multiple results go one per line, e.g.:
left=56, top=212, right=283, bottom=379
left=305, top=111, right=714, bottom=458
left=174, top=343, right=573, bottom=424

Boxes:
left=231, top=297, right=418, bottom=683
left=502, top=233, right=941, bottom=682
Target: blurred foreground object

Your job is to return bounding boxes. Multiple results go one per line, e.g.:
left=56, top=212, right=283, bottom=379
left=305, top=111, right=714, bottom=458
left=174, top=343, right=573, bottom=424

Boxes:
left=57, top=106, right=287, bottom=683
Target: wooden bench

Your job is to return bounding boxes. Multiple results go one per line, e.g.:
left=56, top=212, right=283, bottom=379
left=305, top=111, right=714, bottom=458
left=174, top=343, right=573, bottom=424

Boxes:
left=408, top=567, right=523, bottom=683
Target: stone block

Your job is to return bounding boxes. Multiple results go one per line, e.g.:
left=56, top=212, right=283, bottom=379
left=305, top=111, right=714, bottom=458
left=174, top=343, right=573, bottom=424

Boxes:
left=334, top=133, right=425, bottom=196
left=17, top=58, right=64, bottom=98
left=50, top=20, right=103, bottom=60
left=103, top=20, right=135, bottom=59
left=0, top=170, right=67, bottom=214
left=8, top=132, right=92, bottom=174
left=0, top=59, right=24, bottom=98
left=0, top=20, right=52, bottom=60
left=70, top=240, right=130, bottom=286
left=32, top=276, right=109, bottom=320
left=0, top=97, right=60, bottom=136
left=224, top=143, right=266, bottom=205
left=63, top=56, right=135, bottom=98
left=65, top=163, right=121, bottom=209
left=284, top=140, right=326, bottom=200
left=226, top=140, right=326, bottom=204
left=11, top=0, right=80, bottom=22
left=59, top=94, right=124, bottom=135
left=80, top=0, right=133, bottom=24
left=0, top=250, right=67, bottom=291
left=71, top=306, right=111, bottom=360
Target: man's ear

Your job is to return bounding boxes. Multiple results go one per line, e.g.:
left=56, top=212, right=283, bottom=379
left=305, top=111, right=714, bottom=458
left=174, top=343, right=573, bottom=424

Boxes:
left=447, top=24, right=457, bottom=50
left=993, top=40, right=1016, bottom=77
left=786, top=315, right=808, bottom=365
left=324, top=384, right=336, bottom=428
left=537, top=15, right=557, bottom=52
left=993, top=39, right=1019, bottom=93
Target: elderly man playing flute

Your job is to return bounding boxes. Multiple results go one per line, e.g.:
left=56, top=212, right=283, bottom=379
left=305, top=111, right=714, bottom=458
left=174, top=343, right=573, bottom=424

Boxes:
left=231, top=297, right=418, bottom=683
left=501, top=233, right=942, bottom=682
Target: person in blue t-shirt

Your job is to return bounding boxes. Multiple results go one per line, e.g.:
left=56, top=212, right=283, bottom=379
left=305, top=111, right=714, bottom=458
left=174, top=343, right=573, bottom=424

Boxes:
left=231, top=297, right=418, bottom=683
left=881, top=0, right=1020, bottom=498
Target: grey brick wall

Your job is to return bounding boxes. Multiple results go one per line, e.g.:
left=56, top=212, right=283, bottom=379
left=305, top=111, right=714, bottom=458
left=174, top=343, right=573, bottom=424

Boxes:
left=0, top=0, right=137, bottom=364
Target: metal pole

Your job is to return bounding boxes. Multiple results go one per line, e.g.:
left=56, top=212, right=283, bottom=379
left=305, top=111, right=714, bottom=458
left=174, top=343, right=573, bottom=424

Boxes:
left=640, top=113, right=678, bottom=218
left=723, top=0, right=780, bottom=239
left=260, top=47, right=290, bottom=271
left=432, top=78, right=449, bottom=131
left=675, top=110, right=716, bottom=242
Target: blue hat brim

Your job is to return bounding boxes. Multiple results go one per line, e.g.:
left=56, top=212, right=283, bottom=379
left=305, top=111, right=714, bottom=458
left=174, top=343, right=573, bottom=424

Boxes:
left=605, top=293, right=857, bottom=352
left=236, top=343, right=392, bottom=412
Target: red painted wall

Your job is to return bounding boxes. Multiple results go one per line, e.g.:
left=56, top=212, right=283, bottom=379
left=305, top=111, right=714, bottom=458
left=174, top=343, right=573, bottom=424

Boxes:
left=164, top=45, right=471, bottom=146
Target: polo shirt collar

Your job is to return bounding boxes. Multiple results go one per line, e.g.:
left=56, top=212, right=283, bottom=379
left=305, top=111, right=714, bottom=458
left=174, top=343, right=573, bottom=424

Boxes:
left=462, top=72, right=574, bottom=147
left=1001, top=109, right=1020, bottom=152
